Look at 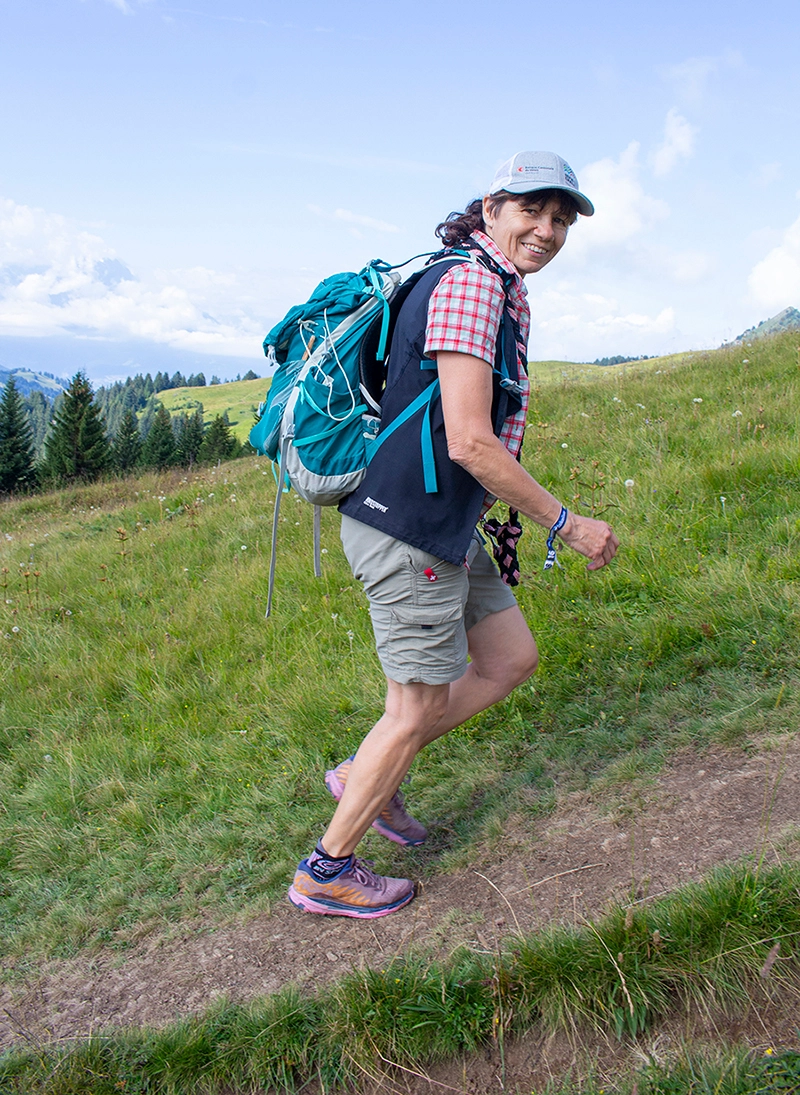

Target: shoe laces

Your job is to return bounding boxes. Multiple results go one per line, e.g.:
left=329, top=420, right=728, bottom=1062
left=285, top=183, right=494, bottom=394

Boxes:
left=350, top=858, right=383, bottom=888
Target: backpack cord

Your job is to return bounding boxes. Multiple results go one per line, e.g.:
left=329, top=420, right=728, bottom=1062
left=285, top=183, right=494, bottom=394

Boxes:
left=265, top=436, right=290, bottom=618
left=318, top=307, right=358, bottom=421
left=313, top=505, right=322, bottom=579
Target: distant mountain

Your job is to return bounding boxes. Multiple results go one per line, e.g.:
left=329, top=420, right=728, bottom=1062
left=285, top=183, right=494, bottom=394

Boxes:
left=0, top=334, right=263, bottom=389
left=729, top=306, right=800, bottom=345
left=0, top=367, right=68, bottom=399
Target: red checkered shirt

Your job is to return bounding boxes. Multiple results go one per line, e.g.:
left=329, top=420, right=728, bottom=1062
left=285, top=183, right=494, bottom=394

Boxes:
left=424, top=230, right=530, bottom=512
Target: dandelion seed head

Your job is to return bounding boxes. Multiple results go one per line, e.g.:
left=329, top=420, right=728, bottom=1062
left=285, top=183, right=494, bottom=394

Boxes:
left=624, top=479, right=635, bottom=488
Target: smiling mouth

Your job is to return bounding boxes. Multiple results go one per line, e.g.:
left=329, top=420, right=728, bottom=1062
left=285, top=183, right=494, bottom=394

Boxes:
left=522, top=243, right=547, bottom=255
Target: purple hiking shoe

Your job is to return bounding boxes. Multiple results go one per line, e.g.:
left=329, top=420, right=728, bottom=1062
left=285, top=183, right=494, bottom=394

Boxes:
left=288, top=856, right=415, bottom=918
left=325, top=757, right=428, bottom=847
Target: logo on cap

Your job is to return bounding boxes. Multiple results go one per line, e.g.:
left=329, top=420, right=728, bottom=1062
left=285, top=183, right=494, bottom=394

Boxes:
left=563, top=163, right=578, bottom=189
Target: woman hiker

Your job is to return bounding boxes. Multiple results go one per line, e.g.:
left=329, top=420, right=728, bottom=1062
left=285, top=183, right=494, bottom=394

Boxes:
left=289, top=150, right=619, bottom=918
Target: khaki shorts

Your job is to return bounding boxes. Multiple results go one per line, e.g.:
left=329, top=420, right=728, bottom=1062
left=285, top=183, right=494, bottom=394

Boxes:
left=340, top=514, right=517, bottom=685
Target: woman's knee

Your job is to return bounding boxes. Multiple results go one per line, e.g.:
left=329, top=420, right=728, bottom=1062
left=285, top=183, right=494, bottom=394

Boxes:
left=504, top=637, right=539, bottom=688
left=385, top=679, right=450, bottom=728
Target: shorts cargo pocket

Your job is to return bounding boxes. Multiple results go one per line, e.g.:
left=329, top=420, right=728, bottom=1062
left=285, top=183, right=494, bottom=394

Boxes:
left=383, top=601, right=466, bottom=683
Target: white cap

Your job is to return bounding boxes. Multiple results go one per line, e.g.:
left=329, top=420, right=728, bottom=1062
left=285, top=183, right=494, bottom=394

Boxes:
left=488, top=151, right=594, bottom=216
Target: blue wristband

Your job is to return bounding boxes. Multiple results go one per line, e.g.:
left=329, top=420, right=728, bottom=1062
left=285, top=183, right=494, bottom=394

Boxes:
left=543, top=506, right=568, bottom=571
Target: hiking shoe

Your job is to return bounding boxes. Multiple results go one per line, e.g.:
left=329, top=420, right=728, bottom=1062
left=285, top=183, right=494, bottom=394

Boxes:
left=325, top=757, right=428, bottom=846
left=288, top=856, right=415, bottom=918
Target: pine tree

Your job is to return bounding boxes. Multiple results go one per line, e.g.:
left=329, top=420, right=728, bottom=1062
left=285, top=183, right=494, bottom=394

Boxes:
left=40, top=372, right=111, bottom=483
left=0, top=376, right=37, bottom=494
left=198, top=413, right=239, bottom=464
left=174, top=406, right=205, bottom=467
left=24, top=390, right=52, bottom=455
left=140, top=404, right=176, bottom=469
left=113, top=409, right=143, bottom=472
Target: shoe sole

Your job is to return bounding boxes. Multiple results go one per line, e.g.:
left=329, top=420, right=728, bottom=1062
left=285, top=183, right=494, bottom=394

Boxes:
left=287, top=884, right=415, bottom=918
left=324, top=770, right=426, bottom=847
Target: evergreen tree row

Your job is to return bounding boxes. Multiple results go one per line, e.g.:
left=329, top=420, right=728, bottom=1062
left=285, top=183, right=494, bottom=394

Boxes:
left=0, top=372, right=247, bottom=497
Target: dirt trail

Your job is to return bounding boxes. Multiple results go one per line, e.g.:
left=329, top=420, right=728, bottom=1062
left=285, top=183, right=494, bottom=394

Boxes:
left=2, top=735, right=799, bottom=1054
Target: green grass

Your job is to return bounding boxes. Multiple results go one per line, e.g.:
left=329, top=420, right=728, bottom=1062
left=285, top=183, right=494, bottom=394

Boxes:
left=1, top=862, right=798, bottom=1093
left=1, top=334, right=799, bottom=963
left=156, top=377, right=268, bottom=442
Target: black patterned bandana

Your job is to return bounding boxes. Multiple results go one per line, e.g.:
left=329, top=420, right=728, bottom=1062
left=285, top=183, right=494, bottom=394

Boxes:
left=481, top=508, right=523, bottom=586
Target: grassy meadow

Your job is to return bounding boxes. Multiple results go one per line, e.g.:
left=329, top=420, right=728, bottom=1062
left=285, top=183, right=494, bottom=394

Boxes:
left=1, top=332, right=799, bottom=971
left=156, top=376, right=267, bottom=442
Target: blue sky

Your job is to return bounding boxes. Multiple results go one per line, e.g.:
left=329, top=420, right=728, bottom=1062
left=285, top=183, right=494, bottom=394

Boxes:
left=1, top=0, right=799, bottom=382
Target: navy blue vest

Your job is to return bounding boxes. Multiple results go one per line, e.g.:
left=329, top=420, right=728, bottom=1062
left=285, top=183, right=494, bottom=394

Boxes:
left=339, top=252, right=523, bottom=565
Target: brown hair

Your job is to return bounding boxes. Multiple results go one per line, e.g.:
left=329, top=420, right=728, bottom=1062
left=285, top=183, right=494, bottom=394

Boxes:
left=435, top=189, right=581, bottom=247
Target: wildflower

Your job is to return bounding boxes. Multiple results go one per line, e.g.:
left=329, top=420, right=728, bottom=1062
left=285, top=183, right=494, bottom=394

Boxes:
left=240, top=545, right=247, bottom=551
left=321, top=548, right=329, bottom=554
left=624, top=479, right=635, bottom=488
left=44, top=755, right=52, bottom=762
left=742, top=358, right=750, bottom=364
left=612, top=396, right=622, bottom=403
left=693, top=397, right=703, bottom=403
left=12, top=626, right=20, bottom=633
left=636, top=403, right=645, bottom=409
left=732, top=409, right=742, bottom=417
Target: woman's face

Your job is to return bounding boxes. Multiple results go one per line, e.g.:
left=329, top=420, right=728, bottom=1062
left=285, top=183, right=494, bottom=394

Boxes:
left=482, top=195, right=571, bottom=276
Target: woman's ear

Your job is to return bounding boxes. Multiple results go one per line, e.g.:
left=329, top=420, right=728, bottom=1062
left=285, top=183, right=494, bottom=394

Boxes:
left=482, top=195, right=494, bottom=231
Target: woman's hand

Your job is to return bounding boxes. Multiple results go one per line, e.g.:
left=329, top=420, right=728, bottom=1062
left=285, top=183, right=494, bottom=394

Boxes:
left=558, top=511, right=619, bottom=570
left=437, top=351, right=620, bottom=570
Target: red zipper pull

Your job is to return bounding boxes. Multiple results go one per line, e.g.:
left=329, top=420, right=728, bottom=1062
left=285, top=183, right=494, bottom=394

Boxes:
left=423, top=567, right=438, bottom=582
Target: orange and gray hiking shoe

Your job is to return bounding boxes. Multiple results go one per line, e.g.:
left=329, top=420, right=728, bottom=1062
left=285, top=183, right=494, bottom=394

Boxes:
left=325, top=757, right=428, bottom=847
left=288, top=855, right=415, bottom=918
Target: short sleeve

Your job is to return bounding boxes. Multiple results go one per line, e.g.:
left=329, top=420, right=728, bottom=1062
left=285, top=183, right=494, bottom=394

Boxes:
left=424, top=263, right=506, bottom=367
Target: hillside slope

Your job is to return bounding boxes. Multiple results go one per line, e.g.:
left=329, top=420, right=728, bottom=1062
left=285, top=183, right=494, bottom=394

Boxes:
left=1, top=328, right=798, bottom=972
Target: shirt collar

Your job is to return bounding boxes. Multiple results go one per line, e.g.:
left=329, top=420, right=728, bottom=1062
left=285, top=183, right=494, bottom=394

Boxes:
left=471, top=230, right=528, bottom=297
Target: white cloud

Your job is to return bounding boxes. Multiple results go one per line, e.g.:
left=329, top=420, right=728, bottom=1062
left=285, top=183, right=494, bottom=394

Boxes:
left=754, top=162, right=781, bottom=187
left=0, top=195, right=270, bottom=356
left=665, top=249, right=713, bottom=283
left=87, top=0, right=133, bottom=12
left=528, top=285, right=676, bottom=361
left=567, top=142, right=669, bottom=256
left=663, top=52, right=742, bottom=105
left=748, top=213, right=800, bottom=309
left=650, top=109, right=697, bottom=177
left=334, top=209, right=400, bottom=234
left=308, top=204, right=401, bottom=235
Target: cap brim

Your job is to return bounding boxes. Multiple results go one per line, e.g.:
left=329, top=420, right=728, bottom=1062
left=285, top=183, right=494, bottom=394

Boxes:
left=490, top=180, right=594, bottom=217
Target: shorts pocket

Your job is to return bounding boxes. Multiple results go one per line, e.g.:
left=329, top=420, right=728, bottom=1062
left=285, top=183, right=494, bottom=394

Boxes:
left=391, top=602, right=463, bottom=630
left=384, top=601, right=466, bottom=682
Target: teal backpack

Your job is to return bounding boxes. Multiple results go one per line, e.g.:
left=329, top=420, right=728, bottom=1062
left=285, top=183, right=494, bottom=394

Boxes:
left=250, top=251, right=473, bottom=615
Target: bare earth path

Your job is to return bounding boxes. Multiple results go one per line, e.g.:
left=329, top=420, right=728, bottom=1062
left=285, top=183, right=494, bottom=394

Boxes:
left=2, top=734, right=799, bottom=1064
